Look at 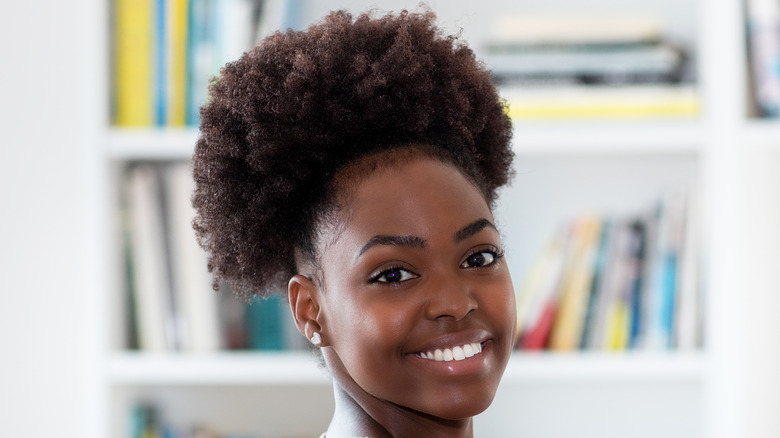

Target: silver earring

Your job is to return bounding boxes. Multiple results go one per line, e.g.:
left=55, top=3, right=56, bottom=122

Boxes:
left=310, top=332, right=322, bottom=345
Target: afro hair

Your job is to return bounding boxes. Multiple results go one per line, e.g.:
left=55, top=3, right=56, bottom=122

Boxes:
left=192, top=9, right=514, bottom=298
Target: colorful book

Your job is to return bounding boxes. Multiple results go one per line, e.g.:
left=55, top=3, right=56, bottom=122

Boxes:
left=518, top=227, right=571, bottom=350
left=115, top=0, right=154, bottom=126
left=578, top=220, right=611, bottom=349
left=549, top=216, right=602, bottom=351
left=166, top=0, right=190, bottom=126
left=645, top=189, right=687, bottom=349
left=746, top=0, right=780, bottom=117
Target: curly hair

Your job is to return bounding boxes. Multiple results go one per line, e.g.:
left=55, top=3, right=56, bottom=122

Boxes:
left=192, top=9, right=514, bottom=299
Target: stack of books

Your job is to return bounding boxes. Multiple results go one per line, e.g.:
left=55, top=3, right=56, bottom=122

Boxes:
left=484, top=15, right=699, bottom=120
left=112, top=0, right=290, bottom=127
left=121, top=162, right=306, bottom=352
left=746, top=0, right=780, bottom=117
left=514, top=187, right=702, bottom=351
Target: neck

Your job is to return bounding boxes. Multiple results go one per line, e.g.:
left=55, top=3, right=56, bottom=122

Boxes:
left=325, top=378, right=474, bottom=438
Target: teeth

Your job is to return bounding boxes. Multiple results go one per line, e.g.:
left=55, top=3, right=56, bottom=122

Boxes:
left=416, top=342, right=483, bottom=362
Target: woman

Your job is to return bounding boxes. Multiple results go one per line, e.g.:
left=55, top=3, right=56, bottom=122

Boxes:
left=192, top=9, right=516, bottom=438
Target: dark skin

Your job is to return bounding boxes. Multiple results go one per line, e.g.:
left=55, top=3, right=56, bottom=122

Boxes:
left=289, top=155, right=517, bottom=438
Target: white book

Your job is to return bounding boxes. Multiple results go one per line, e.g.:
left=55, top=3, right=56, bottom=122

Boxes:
left=675, top=184, right=701, bottom=350
left=126, top=165, right=173, bottom=352
left=215, top=0, right=255, bottom=65
left=165, top=163, right=221, bottom=352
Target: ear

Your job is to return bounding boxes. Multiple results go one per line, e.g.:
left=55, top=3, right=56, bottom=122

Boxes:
left=288, top=274, right=326, bottom=346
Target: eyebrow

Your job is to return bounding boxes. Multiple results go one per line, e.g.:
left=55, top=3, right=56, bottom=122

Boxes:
left=454, top=218, right=497, bottom=243
left=356, top=218, right=497, bottom=258
left=357, top=235, right=427, bottom=258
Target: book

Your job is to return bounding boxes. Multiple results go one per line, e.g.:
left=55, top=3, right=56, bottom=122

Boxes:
left=514, top=236, right=562, bottom=341
left=115, top=0, right=154, bottom=126
left=549, top=216, right=602, bottom=351
left=186, top=0, right=214, bottom=125
left=675, top=185, right=702, bottom=350
left=154, top=0, right=167, bottom=126
left=167, top=0, right=190, bottom=126
left=125, top=165, right=174, bottom=351
left=487, top=15, right=663, bottom=46
left=578, top=220, right=612, bottom=349
left=485, top=43, right=685, bottom=83
left=645, top=189, right=688, bottom=350
left=500, top=84, right=699, bottom=119
left=518, top=227, right=572, bottom=350
left=745, top=0, right=780, bottom=117
left=165, top=162, right=220, bottom=352
left=514, top=189, right=700, bottom=353
left=114, top=0, right=262, bottom=127
left=602, top=222, right=635, bottom=350
left=245, top=294, right=285, bottom=350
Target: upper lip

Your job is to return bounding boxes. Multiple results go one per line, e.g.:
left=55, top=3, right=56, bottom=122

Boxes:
left=408, top=329, right=491, bottom=355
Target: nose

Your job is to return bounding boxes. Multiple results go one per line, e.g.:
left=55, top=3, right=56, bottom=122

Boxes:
left=423, top=273, right=478, bottom=321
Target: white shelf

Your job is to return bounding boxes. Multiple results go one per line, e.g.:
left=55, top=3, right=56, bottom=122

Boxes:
left=108, top=351, right=330, bottom=385
left=107, top=350, right=704, bottom=386
left=502, top=351, right=705, bottom=383
left=107, top=128, right=199, bottom=160
left=106, top=122, right=702, bottom=161
left=741, top=119, right=780, bottom=146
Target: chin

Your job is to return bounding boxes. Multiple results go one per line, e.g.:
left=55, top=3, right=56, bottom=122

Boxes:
left=427, top=387, right=498, bottom=421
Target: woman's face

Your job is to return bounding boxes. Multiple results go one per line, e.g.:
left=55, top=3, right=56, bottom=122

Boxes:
left=316, top=156, right=516, bottom=420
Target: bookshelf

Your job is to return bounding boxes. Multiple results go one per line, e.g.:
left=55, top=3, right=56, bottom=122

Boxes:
left=86, top=0, right=780, bottom=437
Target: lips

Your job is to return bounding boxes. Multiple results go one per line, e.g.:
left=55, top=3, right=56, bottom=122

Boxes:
left=415, top=342, right=483, bottom=362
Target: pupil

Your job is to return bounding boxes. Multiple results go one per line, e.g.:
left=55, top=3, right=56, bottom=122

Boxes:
left=471, top=254, right=485, bottom=266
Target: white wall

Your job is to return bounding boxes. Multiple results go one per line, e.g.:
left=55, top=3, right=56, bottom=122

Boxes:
left=0, top=2, right=94, bottom=436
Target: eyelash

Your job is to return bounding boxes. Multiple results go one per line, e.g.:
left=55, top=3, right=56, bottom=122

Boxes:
left=369, top=265, right=418, bottom=284
left=368, top=247, right=505, bottom=284
left=461, top=247, right=505, bottom=269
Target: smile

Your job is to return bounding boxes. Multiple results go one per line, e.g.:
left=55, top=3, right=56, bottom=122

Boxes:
left=414, top=342, right=483, bottom=362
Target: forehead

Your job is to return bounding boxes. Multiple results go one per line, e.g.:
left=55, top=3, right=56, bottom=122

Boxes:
left=322, top=157, right=493, bottom=254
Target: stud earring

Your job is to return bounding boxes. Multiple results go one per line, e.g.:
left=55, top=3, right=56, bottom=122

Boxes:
left=310, top=332, right=322, bottom=346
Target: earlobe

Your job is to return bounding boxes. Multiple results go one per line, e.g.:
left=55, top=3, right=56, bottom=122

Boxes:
left=288, top=274, right=326, bottom=346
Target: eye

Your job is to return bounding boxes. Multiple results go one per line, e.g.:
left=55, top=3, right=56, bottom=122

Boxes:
left=460, top=249, right=503, bottom=268
left=370, top=267, right=419, bottom=284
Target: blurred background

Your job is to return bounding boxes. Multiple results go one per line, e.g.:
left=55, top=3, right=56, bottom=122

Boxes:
left=3, top=0, right=780, bottom=436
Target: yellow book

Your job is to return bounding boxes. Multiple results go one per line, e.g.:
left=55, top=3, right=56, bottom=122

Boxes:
left=606, top=302, right=630, bottom=350
left=115, top=0, right=154, bottom=126
left=549, top=216, right=602, bottom=351
left=167, top=0, right=188, bottom=126
left=503, top=85, right=700, bottom=120
left=515, top=235, right=560, bottom=339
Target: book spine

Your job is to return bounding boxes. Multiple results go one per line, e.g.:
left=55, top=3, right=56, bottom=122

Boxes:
left=154, top=0, right=167, bottom=126
left=115, top=0, right=154, bottom=126
left=746, top=0, right=780, bottom=117
left=167, top=0, right=189, bottom=126
left=245, top=294, right=285, bottom=350
left=126, top=165, right=171, bottom=352
left=165, top=163, right=220, bottom=352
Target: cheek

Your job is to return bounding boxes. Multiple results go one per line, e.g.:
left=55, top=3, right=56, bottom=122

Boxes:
left=482, top=274, right=517, bottom=341
left=330, top=291, right=415, bottom=359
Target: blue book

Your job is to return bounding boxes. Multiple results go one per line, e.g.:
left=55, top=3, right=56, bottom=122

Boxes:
left=154, top=0, right=167, bottom=125
left=627, top=221, right=647, bottom=349
left=245, top=294, right=285, bottom=350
